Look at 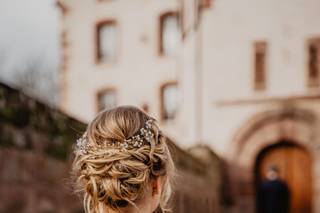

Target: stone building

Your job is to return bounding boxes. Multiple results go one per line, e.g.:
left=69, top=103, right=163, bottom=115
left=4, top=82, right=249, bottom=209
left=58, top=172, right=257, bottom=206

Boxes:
left=57, top=0, right=320, bottom=212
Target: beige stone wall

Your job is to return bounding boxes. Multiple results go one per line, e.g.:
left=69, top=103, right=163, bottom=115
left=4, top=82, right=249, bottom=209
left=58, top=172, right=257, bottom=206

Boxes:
left=59, top=0, right=320, bottom=149
left=60, top=0, right=180, bottom=125
left=180, top=0, right=320, bottom=152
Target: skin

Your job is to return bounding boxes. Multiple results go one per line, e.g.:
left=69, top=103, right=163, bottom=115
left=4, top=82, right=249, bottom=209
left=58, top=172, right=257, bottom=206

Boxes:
left=135, top=178, right=163, bottom=213
left=266, top=170, right=279, bottom=181
left=101, top=178, right=163, bottom=213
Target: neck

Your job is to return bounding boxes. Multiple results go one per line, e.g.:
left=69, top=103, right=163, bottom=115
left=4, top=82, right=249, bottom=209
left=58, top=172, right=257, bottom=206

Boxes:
left=99, top=203, right=153, bottom=213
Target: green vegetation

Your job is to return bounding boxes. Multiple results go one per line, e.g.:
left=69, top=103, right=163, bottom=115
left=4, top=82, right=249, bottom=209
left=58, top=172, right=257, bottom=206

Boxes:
left=0, top=83, right=86, bottom=160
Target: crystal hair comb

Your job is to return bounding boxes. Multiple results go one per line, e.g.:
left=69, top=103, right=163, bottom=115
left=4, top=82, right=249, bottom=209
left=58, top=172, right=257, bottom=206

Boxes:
left=75, top=119, right=156, bottom=155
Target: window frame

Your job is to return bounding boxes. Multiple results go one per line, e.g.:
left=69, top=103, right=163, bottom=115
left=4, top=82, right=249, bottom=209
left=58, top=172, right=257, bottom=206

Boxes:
left=199, top=0, right=212, bottom=9
left=307, top=38, right=320, bottom=88
left=159, top=11, right=180, bottom=56
left=96, top=87, right=117, bottom=112
left=95, top=20, right=118, bottom=64
left=159, top=81, right=178, bottom=122
left=253, top=41, right=267, bottom=91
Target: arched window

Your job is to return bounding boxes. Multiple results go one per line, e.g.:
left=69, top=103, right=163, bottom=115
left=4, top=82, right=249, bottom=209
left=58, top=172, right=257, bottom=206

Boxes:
left=97, top=88, right=117, bottom=111
left=96, top=20, right=117, bottom=63
left=160, top=82, right=178, bottom=121
left=159, top=12, right=180, bottom=56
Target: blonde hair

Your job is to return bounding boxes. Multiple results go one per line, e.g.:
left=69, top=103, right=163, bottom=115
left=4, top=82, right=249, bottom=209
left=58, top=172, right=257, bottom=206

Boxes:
left=72, top=106, right=174, bottom=213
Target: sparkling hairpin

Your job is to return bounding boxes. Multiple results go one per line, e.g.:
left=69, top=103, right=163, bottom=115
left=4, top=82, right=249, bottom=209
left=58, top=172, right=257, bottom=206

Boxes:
left=75, top=119, right=155, bottom=155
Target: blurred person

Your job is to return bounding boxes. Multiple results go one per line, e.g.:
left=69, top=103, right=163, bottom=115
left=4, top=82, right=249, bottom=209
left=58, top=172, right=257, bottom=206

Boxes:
left=257, top=166, right=290, bottom=213
left=71, top=106, right=175, bottom=213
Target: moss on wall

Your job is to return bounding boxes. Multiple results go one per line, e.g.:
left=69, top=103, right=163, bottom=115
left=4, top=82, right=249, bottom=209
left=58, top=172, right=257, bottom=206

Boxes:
left=0, top=83, right=86, bottom=160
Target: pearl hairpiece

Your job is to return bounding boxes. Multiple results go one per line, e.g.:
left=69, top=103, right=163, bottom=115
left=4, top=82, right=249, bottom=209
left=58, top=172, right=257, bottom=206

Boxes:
left=75, top=119, right=155, bottom=155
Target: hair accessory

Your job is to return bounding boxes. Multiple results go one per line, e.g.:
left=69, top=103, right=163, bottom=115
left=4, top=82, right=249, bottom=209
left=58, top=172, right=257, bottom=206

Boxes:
left=75, top=119, right=155, bottom=155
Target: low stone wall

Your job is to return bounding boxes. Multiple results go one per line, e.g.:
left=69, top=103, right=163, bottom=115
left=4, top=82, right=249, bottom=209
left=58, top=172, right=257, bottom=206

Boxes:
left=0, top=82, right=221, bottom=213
left=0, top=149, right=81, bottom=213
left=172, top=145, right=222, bottom=213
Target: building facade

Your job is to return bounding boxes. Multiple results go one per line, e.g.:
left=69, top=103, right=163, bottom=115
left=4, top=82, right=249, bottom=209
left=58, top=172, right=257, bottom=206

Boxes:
left=58, top=0, right=320, bottom=212
left=58, top=0, right=183, bottom=142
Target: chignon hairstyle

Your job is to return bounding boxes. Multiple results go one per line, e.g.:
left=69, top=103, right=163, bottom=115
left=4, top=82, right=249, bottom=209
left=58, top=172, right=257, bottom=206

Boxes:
left=72, top=106, right=175, bottom=213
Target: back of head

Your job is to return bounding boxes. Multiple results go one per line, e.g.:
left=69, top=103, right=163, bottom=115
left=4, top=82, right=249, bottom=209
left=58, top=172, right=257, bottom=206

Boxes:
left=266, top=165, right=279, bottom=181
left=72, top=106, right=174, bottom=213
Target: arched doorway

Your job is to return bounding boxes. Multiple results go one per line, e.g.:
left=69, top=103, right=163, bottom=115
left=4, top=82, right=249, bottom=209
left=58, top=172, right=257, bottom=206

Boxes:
left=255, top=141, right=312, bottom=213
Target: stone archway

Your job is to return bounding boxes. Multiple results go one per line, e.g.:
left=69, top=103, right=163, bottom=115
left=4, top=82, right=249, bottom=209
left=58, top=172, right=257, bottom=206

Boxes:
left=255, top=141, right=312, bottom=213
left=227, top=108, right=320, bottom=213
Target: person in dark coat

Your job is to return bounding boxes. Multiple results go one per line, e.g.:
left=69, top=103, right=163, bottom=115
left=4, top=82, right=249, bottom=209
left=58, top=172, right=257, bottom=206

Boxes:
left=257, top=166, right=290, bottom=213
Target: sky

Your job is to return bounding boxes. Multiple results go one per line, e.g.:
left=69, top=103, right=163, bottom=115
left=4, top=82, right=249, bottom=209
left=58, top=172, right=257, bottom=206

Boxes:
left=0, top=0, right=60, bottom=83
left=0, top=0, right=60, bottom=104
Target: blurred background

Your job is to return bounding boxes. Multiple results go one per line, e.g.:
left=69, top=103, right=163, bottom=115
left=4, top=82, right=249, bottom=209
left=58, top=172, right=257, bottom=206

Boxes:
left=0, top=0, right=320, bottom=212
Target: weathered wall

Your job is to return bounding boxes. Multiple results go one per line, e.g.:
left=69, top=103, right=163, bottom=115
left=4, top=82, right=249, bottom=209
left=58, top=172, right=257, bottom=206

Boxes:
left=0, top=82, right=87, bottom=213
left=0, top=82, right=221, bottom=213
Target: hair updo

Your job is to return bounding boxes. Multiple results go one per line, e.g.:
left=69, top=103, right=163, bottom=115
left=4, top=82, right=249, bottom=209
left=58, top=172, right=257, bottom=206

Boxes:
left=72, top=106, right=175, bottom=213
